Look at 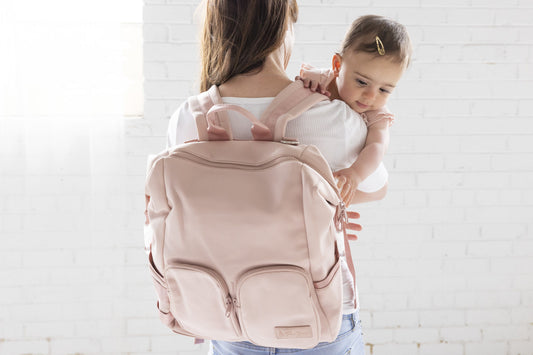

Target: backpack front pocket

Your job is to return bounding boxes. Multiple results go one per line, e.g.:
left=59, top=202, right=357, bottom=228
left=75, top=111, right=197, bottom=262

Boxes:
left=165, top=264, right=241, bottom=340
left=235, top=265, right=320, bottom=349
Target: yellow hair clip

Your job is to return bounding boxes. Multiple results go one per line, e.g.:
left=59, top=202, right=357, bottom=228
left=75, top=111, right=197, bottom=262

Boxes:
left=376, top=36, right=385, bottom=56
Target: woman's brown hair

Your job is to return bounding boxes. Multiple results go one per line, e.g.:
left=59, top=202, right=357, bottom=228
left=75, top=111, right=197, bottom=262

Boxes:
left=341, top=15, right=413, bottom=68
left=199, top=0, right=298, bottom=92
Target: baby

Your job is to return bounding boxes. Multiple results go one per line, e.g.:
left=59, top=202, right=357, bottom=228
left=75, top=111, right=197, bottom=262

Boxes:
left=298, top=15, right=413, bottom=204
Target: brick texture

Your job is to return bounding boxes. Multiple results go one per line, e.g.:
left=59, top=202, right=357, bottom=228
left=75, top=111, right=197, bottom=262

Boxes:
left=0, top=0, right=532, bottom=354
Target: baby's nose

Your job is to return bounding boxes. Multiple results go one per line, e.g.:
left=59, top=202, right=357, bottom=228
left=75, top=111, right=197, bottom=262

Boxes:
left=363, top=92, right=375, bottom=102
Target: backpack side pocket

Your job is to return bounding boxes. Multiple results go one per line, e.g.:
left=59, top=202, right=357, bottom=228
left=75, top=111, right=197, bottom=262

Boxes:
left=149, top=253, right=194, bottom=336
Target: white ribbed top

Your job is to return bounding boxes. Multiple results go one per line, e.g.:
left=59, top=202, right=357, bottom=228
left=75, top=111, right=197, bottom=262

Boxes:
left=167, top=97, right=387, bottom=192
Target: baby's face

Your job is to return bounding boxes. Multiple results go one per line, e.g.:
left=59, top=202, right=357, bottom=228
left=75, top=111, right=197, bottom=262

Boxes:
left=333, top=51, right=406, bottom=114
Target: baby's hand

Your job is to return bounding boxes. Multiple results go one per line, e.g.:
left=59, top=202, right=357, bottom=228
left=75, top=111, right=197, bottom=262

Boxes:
left=295, top=76, right=331, bottom=97
left=362, top=106, right=395, bottom=127
left=333, top=168, right=361, bottom=205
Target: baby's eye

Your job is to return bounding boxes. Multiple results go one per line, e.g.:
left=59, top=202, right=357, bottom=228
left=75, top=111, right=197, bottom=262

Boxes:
left=379, top=88, right=391, bottom=94
left=356, top=79, right=367, bottom=86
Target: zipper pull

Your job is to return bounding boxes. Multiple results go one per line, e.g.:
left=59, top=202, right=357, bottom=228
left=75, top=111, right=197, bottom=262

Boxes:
left=225, top=296, right=233, bottom=317
left=335, top=201, right=347, bottom=231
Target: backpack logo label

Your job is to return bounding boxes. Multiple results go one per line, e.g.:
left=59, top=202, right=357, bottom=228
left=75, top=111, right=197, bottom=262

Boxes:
left=275, top=326, right=313, bottom=339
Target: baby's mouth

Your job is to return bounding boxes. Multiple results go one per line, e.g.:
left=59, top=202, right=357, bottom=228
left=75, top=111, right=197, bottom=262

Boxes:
left=355, top=101, right=369, bottom=110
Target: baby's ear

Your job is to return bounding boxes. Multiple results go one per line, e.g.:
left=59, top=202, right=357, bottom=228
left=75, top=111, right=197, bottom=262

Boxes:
left=331, top=53, right=342, bottom=76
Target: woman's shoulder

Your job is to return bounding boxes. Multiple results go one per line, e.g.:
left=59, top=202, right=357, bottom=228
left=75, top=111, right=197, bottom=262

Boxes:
left=167, top=99, right=197, bottom=147
left=303, top=98, right=366, bottom=125
left=307, top=98, right=348, bottom=114
left=287, top=97, right=367, bottom=141
left=170, top=99, right=191, bottom=120
left=167, top=100, right=190, bottom=135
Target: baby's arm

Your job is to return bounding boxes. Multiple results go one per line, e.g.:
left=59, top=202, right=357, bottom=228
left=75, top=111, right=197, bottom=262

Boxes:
left=351, top=183, right=388, bottom=204
left=334, top=118, right=390, bottom=205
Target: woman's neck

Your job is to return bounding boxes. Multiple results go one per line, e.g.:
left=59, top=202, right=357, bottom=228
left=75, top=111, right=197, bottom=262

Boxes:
left=218, top=55, right=292, bottom=98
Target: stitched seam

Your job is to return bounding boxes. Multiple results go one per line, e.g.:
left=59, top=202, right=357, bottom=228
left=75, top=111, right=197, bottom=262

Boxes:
left=161, top=158, right=169, bottom=274
left=300, top=163, right=323, bottom=340
left=300, top=163, right=312, bottom=288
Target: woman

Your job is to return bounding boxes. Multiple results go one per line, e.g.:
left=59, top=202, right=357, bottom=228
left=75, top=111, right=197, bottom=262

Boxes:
left=166, top=1, right=387, bottom=354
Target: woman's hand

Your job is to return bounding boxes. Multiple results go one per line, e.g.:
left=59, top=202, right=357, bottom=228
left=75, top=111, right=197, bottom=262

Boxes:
left=345, top=211, right=362, bottom=241
left=294, top=76, right=331, bottom=97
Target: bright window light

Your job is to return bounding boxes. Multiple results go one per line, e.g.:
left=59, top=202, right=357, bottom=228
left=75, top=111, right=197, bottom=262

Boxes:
left=0, top=0, right=143, bottom=119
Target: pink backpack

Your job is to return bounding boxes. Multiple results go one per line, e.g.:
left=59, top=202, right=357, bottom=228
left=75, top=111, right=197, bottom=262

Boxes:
left=145, top=81, right=352, bottom=349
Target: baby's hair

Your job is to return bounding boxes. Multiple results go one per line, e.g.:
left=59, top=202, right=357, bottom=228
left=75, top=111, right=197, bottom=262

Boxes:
left=341, top=15, right=413, bottom=68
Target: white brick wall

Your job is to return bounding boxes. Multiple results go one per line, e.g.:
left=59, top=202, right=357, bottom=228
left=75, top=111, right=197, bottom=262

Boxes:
left=1, top=0, right=532, bottom=354
left=140, top=1, right=533, bottom=355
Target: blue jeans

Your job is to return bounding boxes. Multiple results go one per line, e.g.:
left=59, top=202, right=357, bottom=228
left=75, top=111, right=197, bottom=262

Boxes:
left=211, top=310, right=364, bottom=355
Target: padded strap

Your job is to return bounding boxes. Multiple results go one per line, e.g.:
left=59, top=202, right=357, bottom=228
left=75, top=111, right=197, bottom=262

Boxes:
left=188, top=85, right=233, bottom=141
left=189, top=82, right=327, bottom=142
left=260, top=81, right=328, bottom=142
left=273, top=93, right=329, bottom=142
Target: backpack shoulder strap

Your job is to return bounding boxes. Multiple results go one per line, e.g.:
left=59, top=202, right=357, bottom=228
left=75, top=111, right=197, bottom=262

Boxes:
left=187, top=85, right=233, bottom=141
left=260, top=81, right=329, bottom=142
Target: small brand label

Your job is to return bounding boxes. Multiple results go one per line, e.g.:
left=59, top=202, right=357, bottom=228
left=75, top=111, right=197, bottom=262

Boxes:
left=275, top=326, right=313, bottom=339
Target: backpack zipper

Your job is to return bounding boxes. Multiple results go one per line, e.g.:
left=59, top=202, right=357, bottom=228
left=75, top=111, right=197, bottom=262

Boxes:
left=170, top=264, right=243, bottom=337
left=334, top=201, right=347, bottom=232
left=225, top=296, right=240, bottom=317
left=170, top=150, right=341, bottom=196
left=172, top=150, right=298, bottom=170
left=224, top=296, right=233, bottom=317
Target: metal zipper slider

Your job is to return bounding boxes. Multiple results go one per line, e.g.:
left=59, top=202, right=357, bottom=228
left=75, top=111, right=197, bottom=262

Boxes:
left=335, top=201, right=347, bottom=231
left=225, top=296, right=233, bottom=317
left=280, top=137, right=299, bottom=145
